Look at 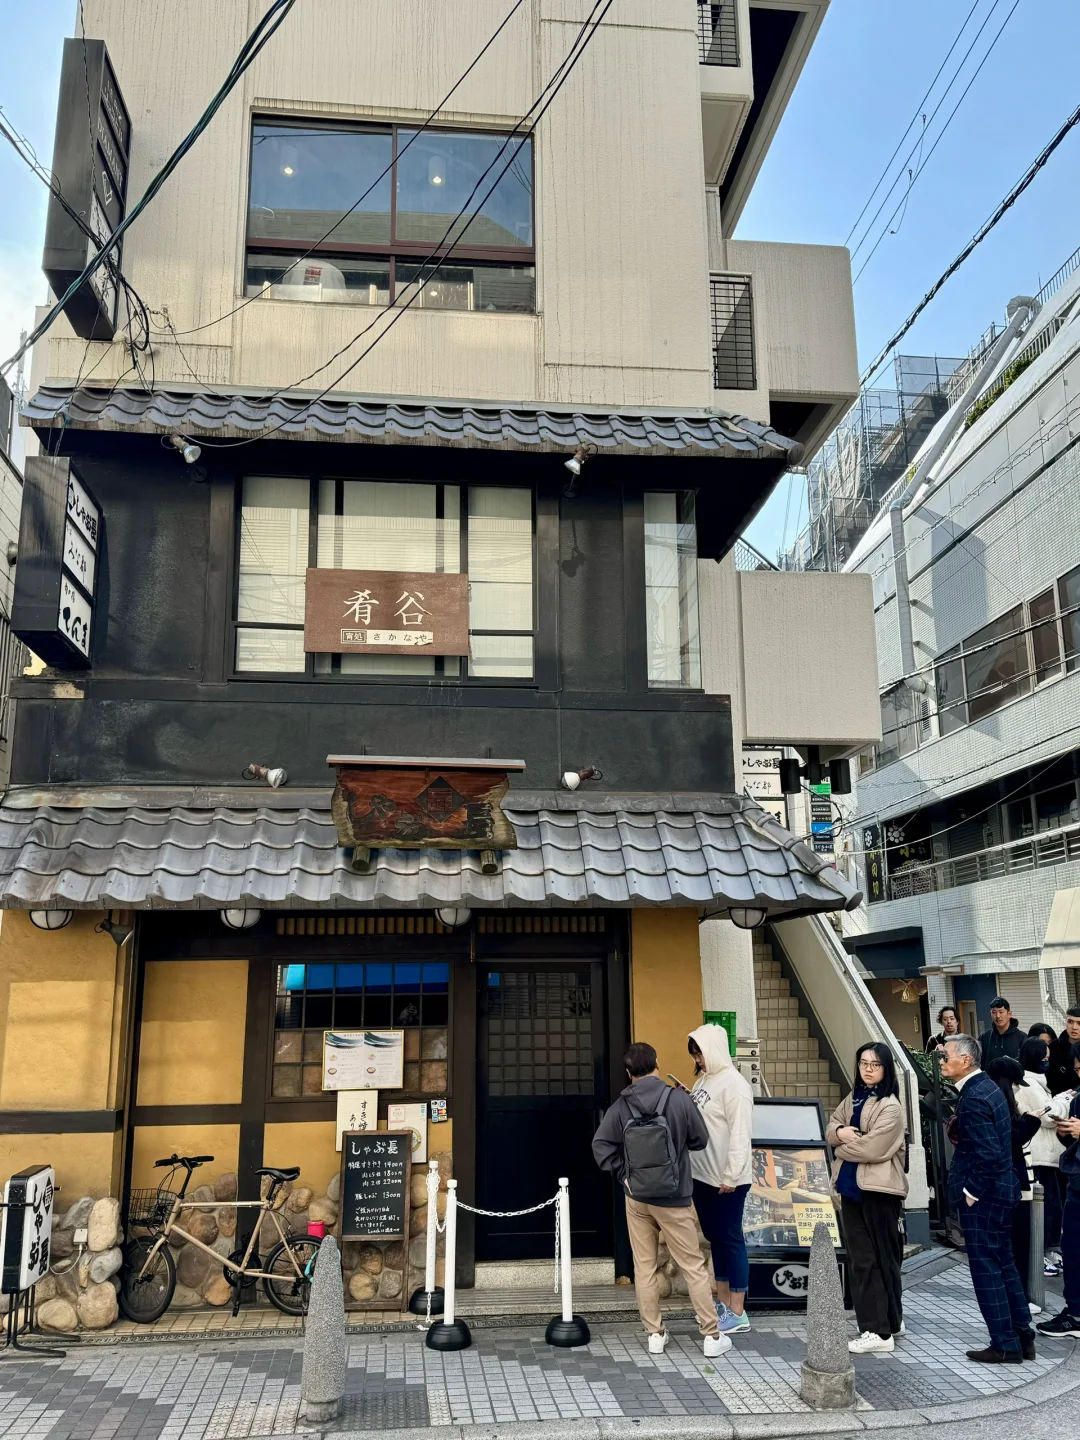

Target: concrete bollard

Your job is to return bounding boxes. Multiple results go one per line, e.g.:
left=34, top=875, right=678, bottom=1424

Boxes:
left=300, top=1235, right=347, bottom=1423
left=800, top=1222, right=856, bottom=1411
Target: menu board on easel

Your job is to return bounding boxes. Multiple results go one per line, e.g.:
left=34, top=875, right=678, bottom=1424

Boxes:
left=339, top=1130, right=412, bottom=1242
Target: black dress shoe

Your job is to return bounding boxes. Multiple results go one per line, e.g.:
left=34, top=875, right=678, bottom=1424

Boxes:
left=965, top=1346, right=1023, bottom=1364
left=1016, top=1328, right=1037, bottom=1361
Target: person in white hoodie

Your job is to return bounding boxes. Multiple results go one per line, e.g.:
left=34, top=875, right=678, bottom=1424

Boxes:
left=685, top=1024, right=754, bottom=1334
left=1015, top=1036, right=1073, bottom=1276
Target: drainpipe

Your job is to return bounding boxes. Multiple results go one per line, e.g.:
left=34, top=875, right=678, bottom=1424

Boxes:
left=888, top=295, right=1038, bottom=690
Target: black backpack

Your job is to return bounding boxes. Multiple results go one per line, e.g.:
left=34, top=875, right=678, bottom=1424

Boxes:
left=621, top=1086, right=681, bottom=1201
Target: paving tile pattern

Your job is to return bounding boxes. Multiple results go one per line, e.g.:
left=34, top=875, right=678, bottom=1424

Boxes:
left=0, top=1262, right=1070, bottom=1438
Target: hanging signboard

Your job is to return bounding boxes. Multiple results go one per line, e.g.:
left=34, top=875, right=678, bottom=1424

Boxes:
left=809, top=781, right=835, bottom=855
left=323, top=1030, right=404, bottom=1091
left=11, top=457, right=101, bottom=669
left=328, top=755, right=523, bottom=851
left=742, top=746, right=786, bottom=826
left=305, top=569, right=469, bottom=656
left=1, top=1165, right=55, bottom=1294
left=339, top=1130, right=412, bottom=1242
left=42, top=39, right=130, bottom=340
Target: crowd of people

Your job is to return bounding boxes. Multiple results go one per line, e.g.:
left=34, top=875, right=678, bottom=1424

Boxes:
left=590, top=1002, right=1080, bottom=1363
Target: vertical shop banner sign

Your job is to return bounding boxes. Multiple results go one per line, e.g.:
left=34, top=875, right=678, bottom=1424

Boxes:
left=809, top=781, right=835, bottom=855
left=742, top=746, right=786, bottom=826
left=335, top=1089, right=378, bottom=1151
left=1, top=1165, right=55, bottom=1294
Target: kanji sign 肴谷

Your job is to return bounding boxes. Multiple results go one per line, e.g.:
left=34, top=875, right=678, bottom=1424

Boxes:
left=304, top=570, right=469, bottom=656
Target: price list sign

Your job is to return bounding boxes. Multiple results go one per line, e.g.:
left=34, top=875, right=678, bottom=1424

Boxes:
left=339, top=1130, right=412, bottom=1241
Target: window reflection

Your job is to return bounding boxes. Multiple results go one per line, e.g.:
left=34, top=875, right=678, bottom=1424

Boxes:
left=645, top=492, right=701, bottom=689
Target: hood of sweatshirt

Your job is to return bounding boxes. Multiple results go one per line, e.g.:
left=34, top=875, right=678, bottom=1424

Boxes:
left=688, top=1023, right=733, bottom=1077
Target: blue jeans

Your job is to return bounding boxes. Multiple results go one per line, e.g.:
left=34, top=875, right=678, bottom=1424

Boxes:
left=693, top=1180, right=750, bottom=1294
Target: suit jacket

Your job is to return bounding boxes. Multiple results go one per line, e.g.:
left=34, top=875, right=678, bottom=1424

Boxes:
left=949, top=1070, right=1020, bottom=1206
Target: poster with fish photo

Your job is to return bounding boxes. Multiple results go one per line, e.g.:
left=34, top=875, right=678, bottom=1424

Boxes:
left=323, top=1030, right=404, bottom=1091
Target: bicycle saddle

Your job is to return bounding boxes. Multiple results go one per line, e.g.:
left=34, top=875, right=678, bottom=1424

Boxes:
left=255, top=1166, right=300, bottom=1183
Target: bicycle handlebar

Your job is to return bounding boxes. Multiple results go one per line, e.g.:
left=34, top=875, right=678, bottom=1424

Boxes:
left=154, top=1154, right=214, bottom=1169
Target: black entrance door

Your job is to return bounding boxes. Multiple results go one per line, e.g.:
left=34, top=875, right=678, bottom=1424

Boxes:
left=476, top=962, right=613, bottom=1261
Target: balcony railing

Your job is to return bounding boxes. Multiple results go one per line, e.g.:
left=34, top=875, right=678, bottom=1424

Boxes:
left=698, top=1, right=739, bottom=66
left=710, top=273, right=756, bottom=390
left=882, top=822, right=1080, bottom=902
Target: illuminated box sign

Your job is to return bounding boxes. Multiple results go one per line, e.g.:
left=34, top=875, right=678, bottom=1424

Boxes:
left=304, top=569, right=469, bottom=656
left=1, top=1165, right=55, bottom=1295
left=42, top=39, right=130, bottom=341
left=11, top=457, right=101, bottom=669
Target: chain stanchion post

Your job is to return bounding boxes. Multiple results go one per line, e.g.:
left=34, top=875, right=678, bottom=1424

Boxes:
left=425, top=1179, right=471, bottom=1351
left=1029, top=1181, right=1045, bottom=1313
left=409, top=1160, right=445, bottom=1318
left=545, top=1177, right=590, bottom=1347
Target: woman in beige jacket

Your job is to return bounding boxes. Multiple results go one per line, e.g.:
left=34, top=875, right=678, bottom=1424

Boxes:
left=826, top=1043, right=908, bottom=1355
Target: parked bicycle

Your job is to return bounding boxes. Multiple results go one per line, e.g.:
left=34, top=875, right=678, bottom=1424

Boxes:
left=118, top=1154, right=321, bottom=1322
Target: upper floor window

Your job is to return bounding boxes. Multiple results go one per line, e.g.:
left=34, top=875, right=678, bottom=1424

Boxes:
left=645, top=492, right=701, bottom=689
left=246, top=120, right=535, bottom=313
left=235, top=477, right=534, bottom=680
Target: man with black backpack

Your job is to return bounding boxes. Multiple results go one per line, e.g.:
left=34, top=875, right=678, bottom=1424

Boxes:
left=592, top=1041, right=730, bottom=1356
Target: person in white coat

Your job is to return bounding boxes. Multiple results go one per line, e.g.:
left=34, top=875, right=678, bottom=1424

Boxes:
left=1016, top=1036, right=1073, bottom=1276
left=685, top=1024, right=754, bottom=1334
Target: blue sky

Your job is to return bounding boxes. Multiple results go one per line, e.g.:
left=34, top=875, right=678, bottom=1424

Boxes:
left=1, top=0, right=1079, bottom=503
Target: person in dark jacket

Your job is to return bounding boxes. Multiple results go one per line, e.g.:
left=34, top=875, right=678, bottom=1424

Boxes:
left=979, top=998, right=1024, bottom=1067
left=941, top=1034, right=1036, bottom=1363
left=1038, top=1041, right=1080, bottom=1338
left=592, top=1041, right=726, bottom=1356
left=1048, top=1009, right=1080, bottom=1096
left=985, top=1057, right=1039, bottom=1302
left=926, top=1006, right=962, bottom=1053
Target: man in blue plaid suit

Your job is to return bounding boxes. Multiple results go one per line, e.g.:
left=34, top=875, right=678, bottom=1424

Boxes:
left=941, top=1033, right=1035, bottom=1363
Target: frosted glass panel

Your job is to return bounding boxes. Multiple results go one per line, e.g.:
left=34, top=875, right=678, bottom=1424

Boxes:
left=468, top=487, right=532, bottom=632
left=236, top=628, right=305, bottom=673
left=470, top=634, right=532, bottom=678
left=645, top=492, right=700, bottom=689
left=238, top=476, right=309, bottom=623
left=317, top=481, right=460, bottom=572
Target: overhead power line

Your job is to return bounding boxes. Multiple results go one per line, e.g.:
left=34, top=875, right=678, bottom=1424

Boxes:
left=860, top=99, right=1080, bottom=387
left=1, top=0, right=301, bottom=379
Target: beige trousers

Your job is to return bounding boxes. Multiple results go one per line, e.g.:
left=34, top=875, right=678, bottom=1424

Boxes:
left=625, top=1195, right=719, bottom=1337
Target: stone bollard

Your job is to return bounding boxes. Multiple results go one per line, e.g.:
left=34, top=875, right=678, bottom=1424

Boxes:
left=300, top=1235, right=347, bottom=1424
left=800, top=1222, right=855, bottom=1411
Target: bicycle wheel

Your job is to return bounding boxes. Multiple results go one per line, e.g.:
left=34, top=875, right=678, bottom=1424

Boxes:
left=263, top=1235, right=322, bottom=1315
left=118, top=1237, right=176, bottom=1323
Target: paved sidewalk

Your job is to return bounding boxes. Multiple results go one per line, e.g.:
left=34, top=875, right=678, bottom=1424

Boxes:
left=0, top=1258, right=1074, bottom=1439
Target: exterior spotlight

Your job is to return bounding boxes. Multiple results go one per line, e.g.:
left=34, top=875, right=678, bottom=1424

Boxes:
left=28, top=909, right=73, bottom=931
left=562, top=444, right=596, bottom=498
left=169, top=434, right=202, bottom=464
left=435, top=907, right=472, bottom=929
left=96, top=914, right=134, bottom=946
left=728, top=906, right=768, bottom=930
left=241, top=763, right=288, bottom=788
left=221, top=909, right=262, bottom=930
left=560, top=766, right=603, bottom=791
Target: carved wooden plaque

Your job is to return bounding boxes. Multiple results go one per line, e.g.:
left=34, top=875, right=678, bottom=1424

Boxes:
left=304, top=569, right=469, bottom=655
left=330, top=764, right=518, bottom=850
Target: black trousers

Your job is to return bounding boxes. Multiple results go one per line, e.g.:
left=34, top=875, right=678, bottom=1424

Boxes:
left=841, top=1192, right=904, bottom=1340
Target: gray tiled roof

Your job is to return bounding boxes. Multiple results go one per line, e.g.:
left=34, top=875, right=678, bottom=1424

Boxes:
left=0, top=794, right=859, bottom=914
left=22, top=385, right=801, bottom=461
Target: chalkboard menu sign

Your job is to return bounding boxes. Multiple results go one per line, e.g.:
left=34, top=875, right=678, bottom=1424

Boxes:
left=339, top=1130, right=413, bottom=1241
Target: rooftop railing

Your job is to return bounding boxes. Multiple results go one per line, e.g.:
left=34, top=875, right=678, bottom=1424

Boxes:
left=883, top=821, right=1080, bottom=902
left=698, top=1, right=740, bottom=65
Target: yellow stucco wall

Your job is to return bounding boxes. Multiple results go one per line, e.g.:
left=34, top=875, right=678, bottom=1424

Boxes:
left=129, top=1124, right=240, bottom=1191
left=263, top=1121, right=339, bottom=1197
left=137, top=961, right=247, bottom=1106
left=630, top=910, right=703, bottom=1088
left=0, top=1131, right=120, bottom=1202
left=0, top=912, right=122, bottom=1109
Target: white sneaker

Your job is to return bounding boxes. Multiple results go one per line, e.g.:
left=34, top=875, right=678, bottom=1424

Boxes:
left=704, top=1334, right=732, bottom=1359
left=1029, top=1302, right=1043, bottom=1315
left=647, top=1331, right=669, bottom=1354
left=848, top=1332, right=894, bottom=1354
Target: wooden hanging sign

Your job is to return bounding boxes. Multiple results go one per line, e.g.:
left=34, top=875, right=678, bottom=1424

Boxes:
left=328, top=755, right=524, bottom=851
left=304, top=569, right=469, bottom=655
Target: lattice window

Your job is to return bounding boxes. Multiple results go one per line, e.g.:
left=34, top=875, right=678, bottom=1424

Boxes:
left=711, top=274, right=755, bottom=390
left=484, top=970, right=594, bottom=1098
left=698, top=1, right=739, bottom=65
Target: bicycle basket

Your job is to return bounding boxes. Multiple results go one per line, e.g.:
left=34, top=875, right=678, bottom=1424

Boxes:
left=128, top=1187, right=178, bottom=1228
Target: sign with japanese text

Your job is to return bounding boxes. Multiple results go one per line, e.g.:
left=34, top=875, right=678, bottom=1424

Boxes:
left=323, top=1030, right=404, bottom=1091
left=12, top=457, right=102, bottom=669
left=388, top=1102, right=428, bottom=1163
left=339, top=1130, right=412, bottom=1243
left=742, top=746, right=786, bottom=826
left=304, top=569, right=469, bottom=656
left=1, top=1165, right=55, bottom=1293
left=792, top=1200, right=841, bottom=1248
left=809, top=781, right=835, bottom=855
left=335, top=1089, right=377, bottom=1151
left=330, top=762, right=517, bottom=850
